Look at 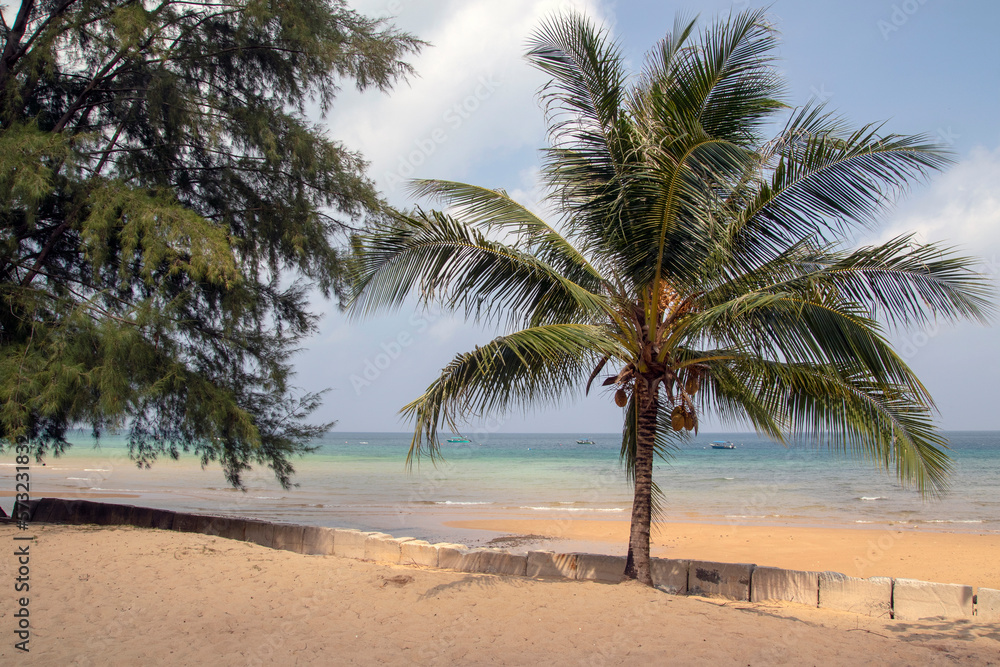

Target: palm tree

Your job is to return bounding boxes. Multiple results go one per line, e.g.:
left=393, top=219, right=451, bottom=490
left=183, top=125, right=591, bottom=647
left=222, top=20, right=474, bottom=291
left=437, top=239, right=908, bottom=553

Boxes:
left=348, top=10, right=992, bottom=586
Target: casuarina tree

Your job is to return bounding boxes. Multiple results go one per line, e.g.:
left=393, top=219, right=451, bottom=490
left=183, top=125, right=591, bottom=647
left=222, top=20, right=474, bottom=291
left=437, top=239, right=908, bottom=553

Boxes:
left=0, top=0, right=421, bottom=486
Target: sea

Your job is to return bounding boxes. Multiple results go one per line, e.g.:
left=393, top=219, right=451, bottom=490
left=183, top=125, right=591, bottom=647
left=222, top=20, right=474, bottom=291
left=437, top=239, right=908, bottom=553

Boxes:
left=4, top=431, right=999, bottom=547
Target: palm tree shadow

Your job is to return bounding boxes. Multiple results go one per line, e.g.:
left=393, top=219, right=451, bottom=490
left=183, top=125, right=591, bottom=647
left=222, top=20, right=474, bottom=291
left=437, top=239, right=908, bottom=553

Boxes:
left=884, top=618, right=1000, bottom=644
left=418, top=573, right=529, bottom=600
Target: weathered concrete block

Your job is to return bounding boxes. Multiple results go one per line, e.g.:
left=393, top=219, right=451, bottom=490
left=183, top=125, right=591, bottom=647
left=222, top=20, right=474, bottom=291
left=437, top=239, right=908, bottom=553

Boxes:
left=333, top=529, right=370, bottom=559
left=400, top=540, right=439, bottom=567
left=526, top=551, right=578, bottom=579
left=272, top=524, right=306, bottom=553
left=975, top=587, right=1000, bottom=620
left=651, top=558, right=689, bottom=594
left=31, top=498, right=60, bottom=523
left=471, top=551, right=528, bottom=576
left=436, top=546, right=471, bottom=570
left=149, top=509, right=175, bottom=530
left=94, top=503, right=132, bottom=526
left=364, top=534, right=415, bottom=562
left=171, top=513, right=203, bottom=533
left=751, top=567, right=819, bottom=606
left=688, top=560, right=755, bottom=600
left=69, top=500, right=103, bottom=525
left=202, top=516, right=248, bottom=541
left=301, top=526, right=336, bottom=556
left=575, top=553, right=626, bottom=583
left=126, top=505, right=155, bottom=528
left=12, top=499, right=38, bottom=523
left=436, top=548, right=525, bottom=576
left=893, top=578, right=974, bottom=620
left=44, top=498, right=73, bottom=523
left=244, top=520, right=276, bottom=549
left=819, top=573, right=892, bottom=617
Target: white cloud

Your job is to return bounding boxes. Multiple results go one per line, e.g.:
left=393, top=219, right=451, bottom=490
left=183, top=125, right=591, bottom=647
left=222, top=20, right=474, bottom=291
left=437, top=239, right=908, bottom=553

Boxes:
left=329, top=0, right=609, bottom=202
left=880, top=145, right=1000, bottom=258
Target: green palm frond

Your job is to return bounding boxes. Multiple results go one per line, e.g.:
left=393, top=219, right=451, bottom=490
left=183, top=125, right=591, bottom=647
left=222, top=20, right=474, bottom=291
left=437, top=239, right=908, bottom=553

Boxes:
left=728, top=357, right=952, bottom=494
left=402, top=323, right=621, bottom=465
left=640, top=7, right=785, bottom=145
left=686, top=290, right=932, bottom=402
left=727, top=104, right=951, bottom=271
left=349, top=208, right=608, bottom=328
left=818, top=237, right=994, bottom=326
left=405, top=179, right=603, bottom=282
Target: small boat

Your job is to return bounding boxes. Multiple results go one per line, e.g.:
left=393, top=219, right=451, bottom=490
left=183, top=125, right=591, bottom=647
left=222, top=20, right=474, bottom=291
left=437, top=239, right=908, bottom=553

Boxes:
left=447, top=438, right=471, bottom=443
left=576, top=439, right=595, bottom=445
left=710, top=441, right=736, bottom=450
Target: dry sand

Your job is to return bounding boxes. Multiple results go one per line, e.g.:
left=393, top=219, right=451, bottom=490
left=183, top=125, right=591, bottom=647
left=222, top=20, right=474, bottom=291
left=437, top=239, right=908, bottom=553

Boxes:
left=449, top=518, right=1000, bottom=590
left=1, top=524, right=997, bottom=665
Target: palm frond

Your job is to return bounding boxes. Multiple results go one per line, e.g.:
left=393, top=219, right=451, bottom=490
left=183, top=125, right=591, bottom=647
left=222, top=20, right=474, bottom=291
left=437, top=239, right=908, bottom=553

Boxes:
left=402, top=323, right=621, bottom=465
left=405, top=179, right=604, bottom=284
left=640, top=7, right=785, bottom=146
left=684, top=289, right=932, bottom=403
left=348, top=209, right=608, bottom=328
left=720, top=357, right=952, bottom=494
left=818, top=236, right=994, bottom=326
left=728, top=104, right=951, bottom=270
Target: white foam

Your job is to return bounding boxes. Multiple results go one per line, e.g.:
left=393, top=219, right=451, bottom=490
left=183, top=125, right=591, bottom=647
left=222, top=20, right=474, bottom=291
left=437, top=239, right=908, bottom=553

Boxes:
left=860, top=496, right=884, bottom=501
left=434, top=501, right=491, bottom=505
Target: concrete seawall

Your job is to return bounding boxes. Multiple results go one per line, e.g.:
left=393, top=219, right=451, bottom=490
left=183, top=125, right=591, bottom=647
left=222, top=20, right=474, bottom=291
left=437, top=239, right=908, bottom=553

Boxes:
left=10, top=497, right=997, bottom=621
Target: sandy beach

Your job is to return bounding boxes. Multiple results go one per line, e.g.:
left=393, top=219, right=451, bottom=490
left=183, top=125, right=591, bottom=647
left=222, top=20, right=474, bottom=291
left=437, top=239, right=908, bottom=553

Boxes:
left=1, top=523, right=997, bottom=665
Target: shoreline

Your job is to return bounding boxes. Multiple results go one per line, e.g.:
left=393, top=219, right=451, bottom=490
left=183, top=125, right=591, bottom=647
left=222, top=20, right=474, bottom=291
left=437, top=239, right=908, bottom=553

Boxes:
left=12, top=495, right=1000, bottom=591
left=6, top=492, right=999, bottom=590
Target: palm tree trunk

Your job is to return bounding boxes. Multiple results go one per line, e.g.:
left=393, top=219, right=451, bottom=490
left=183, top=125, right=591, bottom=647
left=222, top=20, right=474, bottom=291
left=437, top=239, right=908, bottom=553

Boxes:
left=623, top=380, right=658, bottom=586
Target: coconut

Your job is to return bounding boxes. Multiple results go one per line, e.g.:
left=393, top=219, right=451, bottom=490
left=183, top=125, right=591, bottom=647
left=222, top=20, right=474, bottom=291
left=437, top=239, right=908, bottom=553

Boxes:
left=684, top=411, right=695, bottom=431
left=614, top=388, right=628, bottom=407
left=670, top=406, right=685, bottom=431
left=684, top=375, right=700, bottom=395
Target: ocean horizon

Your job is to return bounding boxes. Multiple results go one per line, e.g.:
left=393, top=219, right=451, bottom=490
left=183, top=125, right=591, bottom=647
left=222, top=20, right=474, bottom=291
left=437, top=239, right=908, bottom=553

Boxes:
left=5, top=430, right=999, bottom=547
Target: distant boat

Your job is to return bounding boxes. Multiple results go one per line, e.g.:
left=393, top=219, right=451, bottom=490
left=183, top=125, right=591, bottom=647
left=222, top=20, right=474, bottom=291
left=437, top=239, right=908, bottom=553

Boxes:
left=447, top=438, right=471, bottom=443
left=576, top=439, right=595, bottom=444
left=710, top=441, right=736, bottom=450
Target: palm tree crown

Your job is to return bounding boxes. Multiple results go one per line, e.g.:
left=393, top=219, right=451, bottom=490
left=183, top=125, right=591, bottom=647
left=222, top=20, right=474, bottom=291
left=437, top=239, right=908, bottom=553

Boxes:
left=349, top=9, right=993, bottom=585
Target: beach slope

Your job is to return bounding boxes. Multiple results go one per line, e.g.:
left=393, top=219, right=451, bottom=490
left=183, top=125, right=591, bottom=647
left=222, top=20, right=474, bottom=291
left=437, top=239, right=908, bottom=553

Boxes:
left=1, top=525, right=997, bottom=665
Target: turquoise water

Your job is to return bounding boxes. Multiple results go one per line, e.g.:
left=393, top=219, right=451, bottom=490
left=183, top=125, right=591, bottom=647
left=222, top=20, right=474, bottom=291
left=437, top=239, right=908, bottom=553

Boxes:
left=4, top=431, right=999, bottom=544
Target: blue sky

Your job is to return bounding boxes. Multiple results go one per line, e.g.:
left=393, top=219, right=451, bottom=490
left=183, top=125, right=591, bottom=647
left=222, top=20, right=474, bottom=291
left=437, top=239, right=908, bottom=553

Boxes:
left=295, top=0, right=1000, bottom=434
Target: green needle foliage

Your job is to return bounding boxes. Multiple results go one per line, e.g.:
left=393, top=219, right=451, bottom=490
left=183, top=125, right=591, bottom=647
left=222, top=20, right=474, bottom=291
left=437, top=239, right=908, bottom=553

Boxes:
left=350, top=10, right=993, bottom=585
left=0, top=0, right=421, bottom=486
